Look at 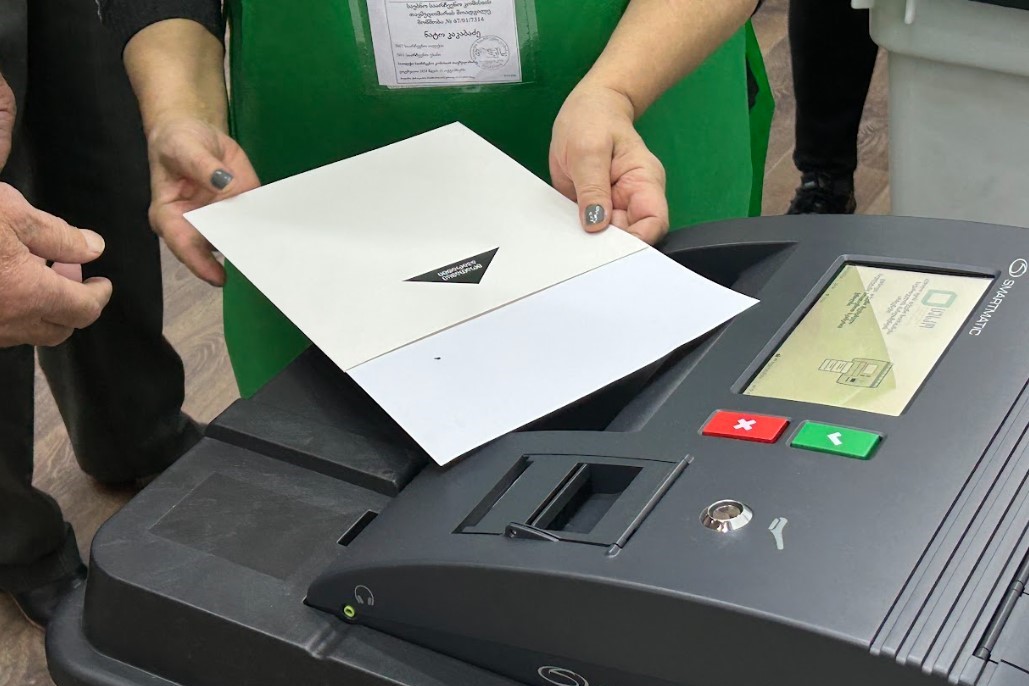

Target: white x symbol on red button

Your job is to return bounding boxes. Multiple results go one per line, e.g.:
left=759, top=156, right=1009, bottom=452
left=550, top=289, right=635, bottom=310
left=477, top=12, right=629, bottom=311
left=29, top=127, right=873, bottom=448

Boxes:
left=734, top=418, right=757, bottom=432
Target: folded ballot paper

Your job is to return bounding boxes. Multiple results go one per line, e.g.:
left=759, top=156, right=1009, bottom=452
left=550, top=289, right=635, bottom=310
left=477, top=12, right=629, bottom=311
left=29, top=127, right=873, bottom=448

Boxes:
left=185, top=123, right=757, bottom=465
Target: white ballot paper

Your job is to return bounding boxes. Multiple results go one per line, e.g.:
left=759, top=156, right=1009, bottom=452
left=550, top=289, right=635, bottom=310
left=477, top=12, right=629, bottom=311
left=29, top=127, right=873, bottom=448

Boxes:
left=186, top=123, right=757, bottom=464
left=366, top=0, right=522, bottom=88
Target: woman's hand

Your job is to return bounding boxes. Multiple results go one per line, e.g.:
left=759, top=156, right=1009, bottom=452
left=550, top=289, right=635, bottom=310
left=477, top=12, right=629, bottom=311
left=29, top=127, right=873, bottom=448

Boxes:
left=550, top=0, right=757, bottom=244
left=123, top=19, right=258, bottom=286
left=145, top=116, right=260, bottom=286
left=550, top=83, right=668, bottom=245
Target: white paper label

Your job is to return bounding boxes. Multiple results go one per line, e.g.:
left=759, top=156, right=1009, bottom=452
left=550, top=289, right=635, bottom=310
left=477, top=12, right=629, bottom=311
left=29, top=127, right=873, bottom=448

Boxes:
left=366, top=0, right=522, bottom=88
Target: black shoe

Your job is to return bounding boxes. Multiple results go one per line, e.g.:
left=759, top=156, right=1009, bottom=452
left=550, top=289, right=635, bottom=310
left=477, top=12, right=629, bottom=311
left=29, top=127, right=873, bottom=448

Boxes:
left=786, top=172, right=857, bottom=215
left=97, top=418, right=206, bottom=491
left=10, top=564, right=87, bottom=630
left=133, top=420, right=207, bottom=490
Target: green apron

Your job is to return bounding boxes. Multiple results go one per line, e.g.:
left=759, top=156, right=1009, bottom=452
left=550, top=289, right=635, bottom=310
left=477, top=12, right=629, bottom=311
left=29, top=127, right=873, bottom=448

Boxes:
left=222, top=0, right=772, bottom=397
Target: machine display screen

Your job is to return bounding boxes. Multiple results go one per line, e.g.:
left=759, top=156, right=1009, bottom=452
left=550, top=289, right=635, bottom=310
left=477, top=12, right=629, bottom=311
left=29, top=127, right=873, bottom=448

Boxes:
left=744, top=264, right=992, bottom=415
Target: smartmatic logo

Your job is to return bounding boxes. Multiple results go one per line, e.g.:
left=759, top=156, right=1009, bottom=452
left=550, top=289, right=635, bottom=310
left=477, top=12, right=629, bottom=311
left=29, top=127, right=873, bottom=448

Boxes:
left=969, top=267, right=1020, bottom=337
left=407, top=248, right=499, bottom=285
left=538, top=666, right=589, bottom=686
left=1010, top=258, right=1028, bottom=278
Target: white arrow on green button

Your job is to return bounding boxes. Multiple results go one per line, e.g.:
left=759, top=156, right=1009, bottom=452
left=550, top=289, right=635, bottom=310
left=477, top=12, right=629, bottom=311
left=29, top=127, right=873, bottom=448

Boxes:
left=791, top=422, right=881, bottom=460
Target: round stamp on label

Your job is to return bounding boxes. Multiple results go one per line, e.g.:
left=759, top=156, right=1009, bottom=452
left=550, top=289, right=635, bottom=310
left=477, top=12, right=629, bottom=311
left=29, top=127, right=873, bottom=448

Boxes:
left=470, top=35, right=511, bottom=70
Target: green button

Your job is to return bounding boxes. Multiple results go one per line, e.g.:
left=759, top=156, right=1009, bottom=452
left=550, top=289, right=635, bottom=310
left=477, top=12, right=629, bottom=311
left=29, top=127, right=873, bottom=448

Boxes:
left=791, top=422, right=880, bottom=460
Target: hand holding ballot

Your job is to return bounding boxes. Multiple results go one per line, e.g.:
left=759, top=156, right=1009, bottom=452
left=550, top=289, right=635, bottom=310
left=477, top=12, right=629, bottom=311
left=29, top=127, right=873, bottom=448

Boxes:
left=550, top=82, right=669, bottom=245
left=184, top=123, right=758, bottom=463
left=119, top=10, right=705, bottom=295
left=144, top=116, right=260, bottom=286
left=124, top=20, right=261, bottom=287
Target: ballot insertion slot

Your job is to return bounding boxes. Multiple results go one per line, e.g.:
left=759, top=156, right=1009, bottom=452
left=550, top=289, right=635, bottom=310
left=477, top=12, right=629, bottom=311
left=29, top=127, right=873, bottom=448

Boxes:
left=532, top=464, right=642, bottom=534
left=458, top=454, right=687, bottom=547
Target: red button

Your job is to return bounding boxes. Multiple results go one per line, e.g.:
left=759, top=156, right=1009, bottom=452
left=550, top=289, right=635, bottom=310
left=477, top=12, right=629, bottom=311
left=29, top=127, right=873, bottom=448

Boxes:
left=702, top=411, right=789, bottom=443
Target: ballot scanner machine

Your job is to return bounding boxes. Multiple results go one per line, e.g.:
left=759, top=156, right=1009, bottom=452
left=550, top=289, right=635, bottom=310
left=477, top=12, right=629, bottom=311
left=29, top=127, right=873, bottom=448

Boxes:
left=47, top=216, right=1029, bottom=686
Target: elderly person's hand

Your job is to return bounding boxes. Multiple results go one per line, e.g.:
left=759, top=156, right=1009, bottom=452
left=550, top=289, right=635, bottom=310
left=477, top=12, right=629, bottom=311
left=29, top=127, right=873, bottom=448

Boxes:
left=550, top=82, right=668, bottom=245
left=0, top=183, right=112, bottom=347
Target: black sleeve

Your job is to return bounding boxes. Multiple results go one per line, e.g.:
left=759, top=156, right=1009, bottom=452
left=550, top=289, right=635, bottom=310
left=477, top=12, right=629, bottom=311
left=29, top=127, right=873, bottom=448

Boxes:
left=97, top=0, right=224, bottom=50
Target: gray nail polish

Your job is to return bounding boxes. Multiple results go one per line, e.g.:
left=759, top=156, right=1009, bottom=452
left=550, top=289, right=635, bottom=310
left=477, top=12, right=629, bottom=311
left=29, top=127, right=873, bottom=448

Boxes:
left=586, top=204, right=605, bottom=226
left=210, top=169, right=234, bottom=190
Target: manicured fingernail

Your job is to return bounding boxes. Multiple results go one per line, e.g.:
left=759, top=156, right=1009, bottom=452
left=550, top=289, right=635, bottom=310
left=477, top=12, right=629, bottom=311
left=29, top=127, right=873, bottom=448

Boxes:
left=210, top=169, right=233, bottom=190
left=83, top=230, right=105, bottom=254
left=585, top=204, right=605, bottom=226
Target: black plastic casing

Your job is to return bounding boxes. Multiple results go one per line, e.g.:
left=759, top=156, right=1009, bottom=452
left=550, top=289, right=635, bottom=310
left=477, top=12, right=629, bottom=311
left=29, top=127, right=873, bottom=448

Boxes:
left=47, top=216, right=1029, bottom=686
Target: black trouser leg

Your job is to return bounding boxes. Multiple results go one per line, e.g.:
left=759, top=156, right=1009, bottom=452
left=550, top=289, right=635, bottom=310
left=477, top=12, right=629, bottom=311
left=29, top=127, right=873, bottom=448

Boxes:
left=24, top=0, right=202, bottom=484
left=0, top=1, right=80, bottom=595
left=790, top=0, right=880, bottom=177
left=0, top=347, right=82, bottom=593
left=1, top=0, right=202, bottom=592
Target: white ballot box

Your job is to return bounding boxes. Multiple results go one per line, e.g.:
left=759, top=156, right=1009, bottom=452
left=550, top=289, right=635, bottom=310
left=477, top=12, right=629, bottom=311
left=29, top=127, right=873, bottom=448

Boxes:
left=853, top=0, right=1029, bottom=228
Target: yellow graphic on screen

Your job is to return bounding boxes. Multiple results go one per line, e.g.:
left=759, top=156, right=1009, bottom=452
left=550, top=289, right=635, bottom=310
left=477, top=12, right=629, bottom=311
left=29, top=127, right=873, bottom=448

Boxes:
left=745, top=265, right=991, bottom=416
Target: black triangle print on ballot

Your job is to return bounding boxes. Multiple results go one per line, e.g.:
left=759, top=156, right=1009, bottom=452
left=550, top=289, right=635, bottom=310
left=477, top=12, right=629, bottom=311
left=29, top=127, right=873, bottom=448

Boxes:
left=406, top=248, right=499, bottom=285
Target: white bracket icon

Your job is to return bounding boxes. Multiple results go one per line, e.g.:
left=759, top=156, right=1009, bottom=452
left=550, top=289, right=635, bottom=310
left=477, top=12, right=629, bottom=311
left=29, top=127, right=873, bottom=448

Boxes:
left=769, top=517, right=788, bottom=551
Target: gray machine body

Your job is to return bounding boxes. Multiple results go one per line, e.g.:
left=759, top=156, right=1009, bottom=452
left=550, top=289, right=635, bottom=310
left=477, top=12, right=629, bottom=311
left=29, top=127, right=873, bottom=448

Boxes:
left=307, top=215, right=1029, bottom=686
left=46, top=216, right=1029, bottom=686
